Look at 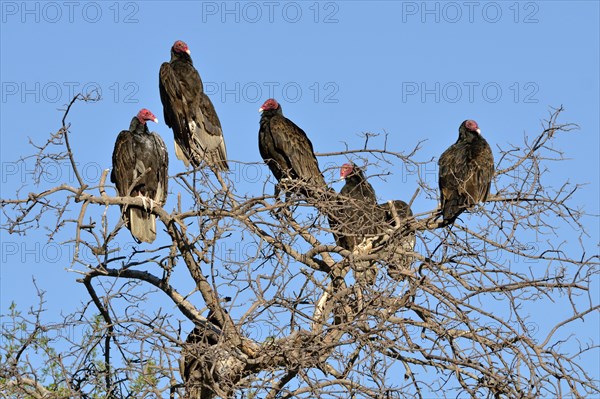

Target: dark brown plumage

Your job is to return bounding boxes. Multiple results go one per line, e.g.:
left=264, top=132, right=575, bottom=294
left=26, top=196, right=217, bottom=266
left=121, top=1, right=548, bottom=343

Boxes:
left=438, top=120, right=494, bottom=225
left=159, top=40, right=228, bottom=170
left=111, top=109, right=169, bottom=243
left=334, top=163, right=378, bottom=250
left=258, top=98, right=326, bottom=194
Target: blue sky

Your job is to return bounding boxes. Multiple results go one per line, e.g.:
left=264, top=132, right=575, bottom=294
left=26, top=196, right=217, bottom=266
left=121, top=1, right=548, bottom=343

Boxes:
left=1, top=0, right=599, bottom=389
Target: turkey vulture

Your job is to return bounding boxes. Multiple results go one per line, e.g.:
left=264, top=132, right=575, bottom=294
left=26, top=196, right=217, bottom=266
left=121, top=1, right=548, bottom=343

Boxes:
left=335, top=163, right=378, bottom=249
left=111, top=109, right=169, bottom=243
left=438, top=120, right=494, bottom=225
left=159, top=40, right=228, bottom=170
left=181, top=312, right=220, bottom=399
left=181, top=311, right=245, bottom=399
left=330, top=163, right=381, bottom=284
left=258, top=98, right=326, bottom=194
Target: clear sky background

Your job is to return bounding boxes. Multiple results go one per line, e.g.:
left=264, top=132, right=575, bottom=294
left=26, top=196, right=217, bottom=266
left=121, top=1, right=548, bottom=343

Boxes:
left=1, top=0, right=599, bottom=388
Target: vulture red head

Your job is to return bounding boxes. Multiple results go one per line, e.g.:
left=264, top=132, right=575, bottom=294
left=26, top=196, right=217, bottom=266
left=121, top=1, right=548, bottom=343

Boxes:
left=172, top=40, right=190, bottom=55
left=340, top=163, right=356, bottom=180
left=463, top=119, right=481, bottom=135
left=259, top=98, right=279, bottom=113
left=137, top=109, right=159, bottom=124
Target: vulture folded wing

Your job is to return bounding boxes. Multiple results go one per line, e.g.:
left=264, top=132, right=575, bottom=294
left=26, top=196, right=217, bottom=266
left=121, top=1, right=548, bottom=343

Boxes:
left=439, top=144, right=469, bottom=220
left=111, top=130, right=135, bottom=196
left=159, top=62, right=181, bottom=131
left=472, top=143, right=494, bottom=202
left=194, top=92, right=228, bottom=169
left=150, top=132, right=169, bottom=206
left=160, top=62, right=199, bottom=166
left=268, top=116, right=325, bottom=187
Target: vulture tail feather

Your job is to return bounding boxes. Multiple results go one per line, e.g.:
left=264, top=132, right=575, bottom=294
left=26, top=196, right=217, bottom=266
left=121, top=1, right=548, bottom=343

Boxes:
left=128, top=208, right=156, bottom=243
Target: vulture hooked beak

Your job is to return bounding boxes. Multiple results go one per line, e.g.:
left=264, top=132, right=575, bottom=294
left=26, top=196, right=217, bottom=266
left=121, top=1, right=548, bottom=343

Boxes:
left=258, top=107, right=264, bottom=113
left=153, top=117, right=159, bottom=123
left=476, top=128, right=481, bottom=135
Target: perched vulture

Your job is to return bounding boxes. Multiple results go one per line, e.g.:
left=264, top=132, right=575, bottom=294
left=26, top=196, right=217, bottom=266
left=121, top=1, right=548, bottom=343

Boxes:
left=438, top=120, right=494, bottom=225
left=181, top=311, right=245, bottom=399
left=258, top=98, right=326, bottom=194
left=159, top=40, right=228, bottom=170
left=330, top=163, right=381, bottom=284
left=334, top=163, right=378, bottom=249
left=111, top=109, right=169, bottom=243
